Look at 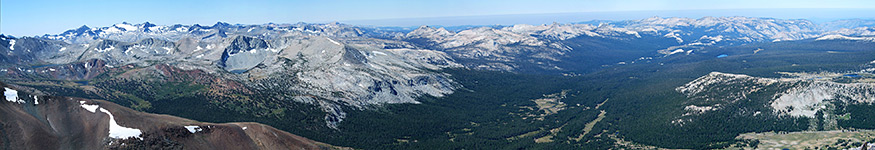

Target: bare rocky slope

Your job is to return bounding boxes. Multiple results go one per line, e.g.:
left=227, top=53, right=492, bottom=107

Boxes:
left=1, top=31, right=460, bottom=127
left=674, top=70, right=875, bottom=129
left=0, top=82, right=345, bottom=150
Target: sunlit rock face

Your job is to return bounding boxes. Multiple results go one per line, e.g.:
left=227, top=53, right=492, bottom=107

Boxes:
left=678, top=72, right=875, bottom=119
left=2, top=22, right=463, bottom=128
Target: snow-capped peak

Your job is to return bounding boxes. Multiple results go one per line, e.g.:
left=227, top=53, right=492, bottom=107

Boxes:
left=114, top=22, right=139, bottom=31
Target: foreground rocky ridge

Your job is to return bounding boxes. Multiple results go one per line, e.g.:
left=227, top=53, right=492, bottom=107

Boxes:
left=0, top=82, right=344, bottom=150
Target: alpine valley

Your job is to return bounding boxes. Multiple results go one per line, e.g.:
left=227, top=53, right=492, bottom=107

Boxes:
left=4, top=16, right=875, bottom=149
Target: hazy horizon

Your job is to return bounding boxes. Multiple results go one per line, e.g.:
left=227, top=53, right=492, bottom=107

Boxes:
left=3, top=0, right=875, bottom=36
left=344, top=8, right=875, bottom=27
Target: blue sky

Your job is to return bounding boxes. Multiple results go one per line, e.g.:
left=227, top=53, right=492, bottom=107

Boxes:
left=2, top=0, right=875, bottom=36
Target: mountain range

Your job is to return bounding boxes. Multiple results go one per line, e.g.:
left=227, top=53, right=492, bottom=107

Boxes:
left=3, top=16, right=875, bottom=149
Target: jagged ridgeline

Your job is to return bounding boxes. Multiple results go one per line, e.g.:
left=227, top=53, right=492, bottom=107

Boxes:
left=2, top=17, right=875, bottom=149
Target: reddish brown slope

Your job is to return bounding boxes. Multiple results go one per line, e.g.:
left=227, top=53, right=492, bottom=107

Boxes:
left=0, top=82, right=344, bottom=150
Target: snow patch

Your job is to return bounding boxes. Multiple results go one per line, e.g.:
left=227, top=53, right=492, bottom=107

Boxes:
left=326, top=37, right=341, bottom=45
left=625, top=31, right=641, bottom=38
left=163, top=47, right=173, bottom=54
left=59, top=47, right=66, bottom=52
left=699, top=35, right=724, bottom=42
left=104, top=27, right=122, bottom=33
left=664, top=33, right=683, bottom=43
left=97, top=45, right=115, bottom=52
left=99, top=108, right=142, bottom=139
left=33, top=95, right=38, bottom=105
left=241, top=127, right=247, bottom=130
left=184, top=126, right=202, bottom=133
left=8, top=39, right=15, bottom=50
left=114, top=23, right=138, bottom=31
left=685, top=105, right=716, bottom=113
left=4, top=87, right=22, bottom=103
left=148, top=26, right=161, bottom=32
left=80, top=103, right=99, bottom=113
left=668, top=49, right=685, bottom=55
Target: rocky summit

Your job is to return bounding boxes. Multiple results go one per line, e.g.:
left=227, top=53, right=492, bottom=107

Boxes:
left=3, top=15, right=875, bottom=149
left=0, top=82, right=345, bottom=150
